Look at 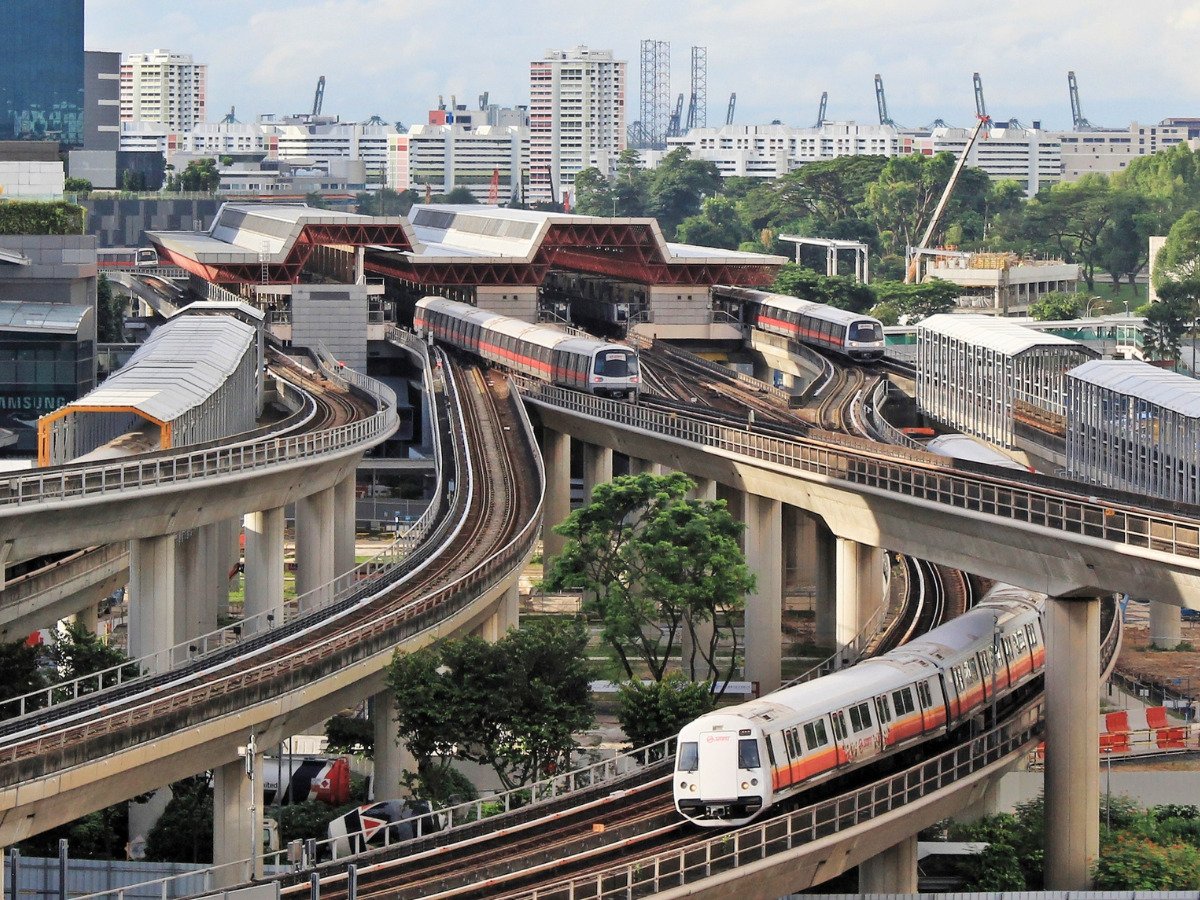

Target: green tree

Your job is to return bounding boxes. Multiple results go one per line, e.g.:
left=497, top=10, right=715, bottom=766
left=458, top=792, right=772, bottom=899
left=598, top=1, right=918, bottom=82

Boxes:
left=387, top=619, right=594, bottom=793
left=770, top=263, right=876, bottom=313
left=1028, top=290, right=1084, bottom=321
left=647, top=148, right=722, bottom=238
left=355, top=188, right=418, bottom=216
left=1143, top=295, right=1188, bottom=361
left=675, top=195, right=750, bottom=250
left=48, top=619, right=139, bottom=692
left=1093, top=834, right=1200, bottom=890
left=869, top=279, right=959, bottom=322
left=63, top=177, right=92, bottom=195
left=616, top=672, right=714, bottom=750
left=0, top=638, right=45, bottom=715
left=544, top=473, right=753, bottom=690
left=145, top=775, right=213, bottom=864
left=1153, top=210, right=1200, bottom=369
left=169, top=159, right=220, bottom=193
left=324, top=714, right=373, bottom=756
left=439, top=186, right=480, bottom=205
left=120, top=169, right=147, bottom=192
left=1020, top=176, right=1115, bottom=291
left=572, top=166, right=615, bottom=217
left=96, top=274, right=124, bottom=343
left=864, top=152, right=990, bottom=254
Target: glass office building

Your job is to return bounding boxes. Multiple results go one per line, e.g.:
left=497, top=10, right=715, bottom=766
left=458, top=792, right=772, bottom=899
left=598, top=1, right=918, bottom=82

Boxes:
left=0, top=0, right=85, bottom=146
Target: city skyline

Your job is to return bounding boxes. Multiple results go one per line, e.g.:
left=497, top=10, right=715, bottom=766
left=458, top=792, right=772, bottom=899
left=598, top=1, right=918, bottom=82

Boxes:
left=84, top=0, right=1200, bottom=132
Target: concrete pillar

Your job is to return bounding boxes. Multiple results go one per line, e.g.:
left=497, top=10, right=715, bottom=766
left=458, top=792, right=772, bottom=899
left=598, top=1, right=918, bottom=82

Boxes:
left=690, top=478, right=717, bottom=503
left=629, top=458, right=666, bottom=477
left=202, top=523, right=223, bottom=634
left=833, top=538, right=884, bottom=657
left=1044, top=595, right=1100, bottom=891
left=213, top=752, right=263, bottom=886
left=372, top=690, right=418, bottom=802
left=479, top=583, right=519, bottom=642
left=580, top=441, right=613, bottom=503
left=813, top=521, right=836, bottom=651
left=128, top=535, right=176, bottom=673
left=1149, top=600, right=1181, bottom=649
left=295, top=486, right=335, bottom=612
left=784, top=505, right=818, bottom=590
left=173, top=529, right=206, bottom=644
left=243, top=507, right=285, bottom=631
left=334, top=475, right=357, bottom=578
left=72, top=601, right=99, bottom=633
left=541, top=428, right=571, bottom=570
left=743, top=493, right=783, bottom=695
left=858, top=833, right=917, bottom=893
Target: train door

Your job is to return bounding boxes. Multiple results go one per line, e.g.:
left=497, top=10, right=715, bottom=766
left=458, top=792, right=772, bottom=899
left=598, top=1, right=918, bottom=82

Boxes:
left=874, top=693, right=894, bottom=746
left=1025, top=621, right=1045, bottom=671
left=916, top=677, right=946, bottom=730
left=829, top=710, right=849, bottom=765
left=845, top=700, right=881, bottom=761
left=777, top=728, right=800, bottom=789
left=766, top=731, right=788, bottom=790
left=696, top=730, right=739, bottom=799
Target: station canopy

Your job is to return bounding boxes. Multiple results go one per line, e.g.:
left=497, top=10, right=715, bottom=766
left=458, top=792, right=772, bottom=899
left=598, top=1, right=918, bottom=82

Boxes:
left=1070, top=359, right=1200, bottom=419
left=149, top=202, right=785, bottom=288
left=919, top=314, right=1094, bottom=357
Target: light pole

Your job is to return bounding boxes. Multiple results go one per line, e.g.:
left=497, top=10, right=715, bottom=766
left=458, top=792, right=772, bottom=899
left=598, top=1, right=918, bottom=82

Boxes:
left=1124, top=300, right=1131, bottom=317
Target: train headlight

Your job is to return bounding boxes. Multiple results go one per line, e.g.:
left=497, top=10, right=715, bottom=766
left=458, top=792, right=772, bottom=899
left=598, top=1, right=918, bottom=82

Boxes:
left=741, top=781, right=749, bottom=790
left=689, top=784, right=697, bottom=792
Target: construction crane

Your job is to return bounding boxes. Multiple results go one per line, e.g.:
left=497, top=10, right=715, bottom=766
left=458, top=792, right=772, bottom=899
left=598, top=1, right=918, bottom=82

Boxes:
left=220, top=106, right=238, bottom=125
left=312, top=76, right=326, bottom=117
left=905, top=107, right=993, bottom=283
left=1068, top=71, right=1093, bottom=130
left=487, top=168, right=500, bottom=205
left=814, top=91, right=828, bottom=128
left=667, top=93, right=685, bottom=138
left=875, top=74, right=895, bottom=127
left=973, top=72, right=987, bottom=120
left=725, top=93, right=736, bottom=126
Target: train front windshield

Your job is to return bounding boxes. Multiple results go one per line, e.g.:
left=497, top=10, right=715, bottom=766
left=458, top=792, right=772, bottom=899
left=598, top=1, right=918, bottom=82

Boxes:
left=594, top=350, right=638, bottom=378
left=851, top=322, right=883, bottom=342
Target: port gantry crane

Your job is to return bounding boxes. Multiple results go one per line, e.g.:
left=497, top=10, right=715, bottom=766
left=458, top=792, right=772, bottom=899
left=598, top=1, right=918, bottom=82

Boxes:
left=904, top=73, right=992, bottom=283
left=814, top=91, right=828, bottom=128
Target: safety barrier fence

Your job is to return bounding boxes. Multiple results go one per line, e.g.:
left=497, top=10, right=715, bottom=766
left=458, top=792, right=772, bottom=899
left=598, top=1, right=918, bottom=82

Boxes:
left=866, top=381, right=922, bottom=450
left=516, top=381, right=1200, bottom=562
left=510, top=703, right=1044, bottom=899
left=0, top=356, right=402, bottom=722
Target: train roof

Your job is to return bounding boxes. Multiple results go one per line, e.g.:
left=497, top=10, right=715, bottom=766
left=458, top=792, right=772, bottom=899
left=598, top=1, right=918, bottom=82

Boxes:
left=745, top=289, right=881, bottom=327
left=925, top=434, right=1025, bottom=470
left=486, top=315, right=578, bottom=351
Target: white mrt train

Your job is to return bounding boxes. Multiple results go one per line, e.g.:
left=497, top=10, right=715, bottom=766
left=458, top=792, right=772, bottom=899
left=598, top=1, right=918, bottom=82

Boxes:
left=413, top=297, right=641, bottom=399
left=674, top=586, right=1045, bottom=826
left=713, top=286, right=886, bottom=361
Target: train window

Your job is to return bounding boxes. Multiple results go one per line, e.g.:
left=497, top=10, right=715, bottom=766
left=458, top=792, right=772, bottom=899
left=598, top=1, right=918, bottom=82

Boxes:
left=851, top=321, right=883, bottom=342
left=979, top=653, right=993, bottom=676
left=738, top=739, right=761, bottom=769
left=892, top=688, right=915, bottom=715
left=830, top=712, right=847, bottom=741
left=858, top=702, right=873, bottom=729
left=783, top=730, right=797, bottom=758
left=765, top=736, right=777, bottom=768
left=875, top=696, right=892, bottom=723
left=594, top=350, right=634, bottom=378
left=848, top=702, right=873, bottom=732
left=677, top=742, right=699, bottom=772
left=1014, top=631, right=1028, bottom=652
left=952, top=670, right=963, bottom=691
left=1026, top=624, right=1040, bottom=647
left=916, top=682, right=933, bottom=708
left=803, top=720, right=828, bottom=751
left=965, top=659, right=979, bottom=682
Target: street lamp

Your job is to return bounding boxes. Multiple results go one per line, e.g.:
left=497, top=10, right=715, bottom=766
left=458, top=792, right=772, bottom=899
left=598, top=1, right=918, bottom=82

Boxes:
left=1124, top=300, right=1131, bottom=318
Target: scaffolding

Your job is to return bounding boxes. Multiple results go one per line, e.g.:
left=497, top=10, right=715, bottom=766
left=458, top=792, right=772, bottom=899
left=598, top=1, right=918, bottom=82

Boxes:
left=638, top=39, right=671, bottom=148
left=690, top=46, right=707, bottom=130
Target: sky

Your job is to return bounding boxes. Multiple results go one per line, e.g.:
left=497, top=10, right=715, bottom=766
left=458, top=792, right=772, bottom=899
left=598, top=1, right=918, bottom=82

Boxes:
left=85, top=0, right=1200, bottom=131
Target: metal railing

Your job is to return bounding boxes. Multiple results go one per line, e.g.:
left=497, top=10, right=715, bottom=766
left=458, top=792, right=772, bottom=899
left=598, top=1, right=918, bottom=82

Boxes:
left=866, top=380, right=922, bottom=450
left=516, top=381, right=1200, bottom=562
left=0, top=360, right=400, bottom=722
left=513, top=703, right=1044, bottom=899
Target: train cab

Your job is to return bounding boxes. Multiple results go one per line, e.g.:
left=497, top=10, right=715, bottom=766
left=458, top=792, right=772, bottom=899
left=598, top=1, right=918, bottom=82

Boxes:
left=675, top=713, right=769, bottom=825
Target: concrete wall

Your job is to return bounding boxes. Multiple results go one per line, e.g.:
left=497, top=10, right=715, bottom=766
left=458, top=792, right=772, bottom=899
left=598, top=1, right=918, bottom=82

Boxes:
left=0, top=234, right=97, bottom=306
left=475, top=285, right=536, bottom=320
left=84, top=51, right=120, bottom=152
left=0, top=160, right=65, bottom=198
left=974, top=769, right=1200, bottom=816
left=82, top=197, right=219, bottom=248
left=291, top=284, right=369, bottom=372
left=645, top=285, right=711, bottom=328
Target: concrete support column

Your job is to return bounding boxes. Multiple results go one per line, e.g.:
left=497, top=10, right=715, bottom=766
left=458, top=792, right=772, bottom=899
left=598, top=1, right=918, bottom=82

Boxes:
left=202, top=523, right=224, bottom=634
left=295, top=486, right=335, bottom=612
left=784, top=505, right=818, bottom=590
left=128, top=534, right=176, bottom=673
left=742, top=494, right=783, bottom=695
left=480, top=583, right=519, bottom=642
left=813, top=521, right=836, bottom=651
left=213, top=753, right=263, bottom=886
left=858, top=833, right=918, bottom=893
left=71, top=601, right=99, bottom=633
left=580, top=442, right=613, bottom=502
left=1149, top=600, right=1181, bottom=649
left=173, top=529, right=206, bottom=644
left=541, top=428, right=571, bottom=570
left=243, top=507, right=285, bottom=631
left=372, top=690, right=417, bottom=802
left=1044, top=595, right=1100, bottom=891
left=690, top=478, right=717, bottom=502
left=629, top=458, right=666, bottom=477
left=334, top=475, right=357, bottom=578
left=833, top=538, right=884, bottom=656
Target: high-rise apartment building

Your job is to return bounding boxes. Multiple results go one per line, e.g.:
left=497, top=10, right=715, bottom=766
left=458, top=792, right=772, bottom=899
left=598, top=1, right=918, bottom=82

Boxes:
left=120, top=50, right=207, bottom=130
left=0, top=0, right=85, bottom=146
left=528, top=47, right=626, bottom=204
left=389, top=124, right=529, bottom=203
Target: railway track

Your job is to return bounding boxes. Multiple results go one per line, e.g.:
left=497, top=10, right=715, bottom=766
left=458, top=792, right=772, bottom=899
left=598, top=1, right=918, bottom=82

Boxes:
left=0, top=358, right=539, bottom=828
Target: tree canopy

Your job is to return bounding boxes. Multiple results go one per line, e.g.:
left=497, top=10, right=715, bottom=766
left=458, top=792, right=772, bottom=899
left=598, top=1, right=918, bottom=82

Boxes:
left=386, top=618, right=593, bottom=793
left=544, top=473, right=753, bottom=691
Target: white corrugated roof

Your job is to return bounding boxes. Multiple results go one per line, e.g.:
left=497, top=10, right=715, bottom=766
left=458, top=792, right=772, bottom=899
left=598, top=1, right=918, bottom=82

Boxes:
left=66, top=316, right=256, bottom=423
left=1069, top=359, right=1200, bottom=419
left=919, top=314, right=1092, bottom=356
